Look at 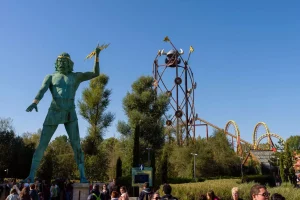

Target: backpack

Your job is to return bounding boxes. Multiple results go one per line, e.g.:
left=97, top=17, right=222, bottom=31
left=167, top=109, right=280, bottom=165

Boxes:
left=51, top=187, right=57, bottom=197
left=143, top=193, right=152, bottom=200
left=7, top=194, right=19, bottom=200
left=91, top=193, right=100, bottom=200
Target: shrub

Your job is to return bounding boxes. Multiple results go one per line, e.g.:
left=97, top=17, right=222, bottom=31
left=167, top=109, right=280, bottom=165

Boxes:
left=159, top=179, right=300, bottom=200
left=243, top=175, right=275, bottom=187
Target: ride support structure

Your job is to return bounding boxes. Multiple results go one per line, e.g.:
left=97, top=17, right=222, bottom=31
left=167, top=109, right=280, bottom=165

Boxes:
left=152, top=36, right=284, bottom=152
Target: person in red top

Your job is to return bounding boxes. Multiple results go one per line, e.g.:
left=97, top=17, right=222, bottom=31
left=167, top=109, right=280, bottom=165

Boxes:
left=206, top=190, right=220, bottom=200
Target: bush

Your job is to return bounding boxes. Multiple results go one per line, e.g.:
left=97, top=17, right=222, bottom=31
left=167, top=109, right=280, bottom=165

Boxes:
left=117, top=176, right=132, bottom=187
left=167, top=177, right=205, bottom=184
left=243, top=175, right=275, bottom=187
left=159, top=179, right=300, bottom=200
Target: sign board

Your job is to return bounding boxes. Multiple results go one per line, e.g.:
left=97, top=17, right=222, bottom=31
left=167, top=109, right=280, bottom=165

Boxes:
left=131, top=167, right=153, bottom=187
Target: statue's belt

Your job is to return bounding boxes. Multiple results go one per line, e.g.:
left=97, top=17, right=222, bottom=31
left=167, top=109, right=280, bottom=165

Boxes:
left=48, top=107, right=75, bottom=112
left=50, top=98, right=75, bottom=112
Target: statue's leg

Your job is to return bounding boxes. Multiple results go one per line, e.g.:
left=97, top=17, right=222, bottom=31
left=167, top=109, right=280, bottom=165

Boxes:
left=64, top=120, right=88, bottom=183
left=25, top=125, right=58, bottom=182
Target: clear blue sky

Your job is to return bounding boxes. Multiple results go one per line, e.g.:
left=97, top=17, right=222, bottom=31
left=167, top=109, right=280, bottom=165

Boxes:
left=0, top=0, right=299, bottom=145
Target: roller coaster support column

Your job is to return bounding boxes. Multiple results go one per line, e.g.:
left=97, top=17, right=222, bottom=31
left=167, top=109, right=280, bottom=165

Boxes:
left=240, top=157, right=244, bottom=181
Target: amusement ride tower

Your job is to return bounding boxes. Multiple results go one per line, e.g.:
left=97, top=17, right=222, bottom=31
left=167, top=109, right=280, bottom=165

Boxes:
left=152, top=36, right=196, bottom=145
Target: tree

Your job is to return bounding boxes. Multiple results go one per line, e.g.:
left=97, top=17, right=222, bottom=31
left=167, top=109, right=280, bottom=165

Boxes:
left=100, top=137, right=119, bottom=180
left=283, top=143, right=294, bottom=184
left=116, top=157, right=122, bottom=178
left=0, top=129, right=35, bottom=179
left=118, top=76, right=169, bottom=180
left=0, top=130, right=15, bottom=172
left=0, top=117, right=14, bottom=132
left=117, top=121, right=131, bottom=136
left=22, top=129, right=42, bottom=148
left=78, top=74, right=115, bottom=155
left=36, top=148, right=56, bottom=182
left=160, top=146, right=169, bottom=183
left=279, top=153, right=285, bottom=182
left=132, top=124, right=140, bottom=168
left=286, top=136, right=300, bottom=152
left=85, top=152, right=109, bottom=181
left=50, top=136, right=77, bottom=179
left=36, top=135, right=77, bottom=180
left=168, top=130, right=241, bottom=179
left=122, top=76, right=169, bottom=144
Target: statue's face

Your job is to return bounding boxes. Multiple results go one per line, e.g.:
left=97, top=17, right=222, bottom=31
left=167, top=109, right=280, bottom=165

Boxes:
left=56, top=58, right=70, bottom=74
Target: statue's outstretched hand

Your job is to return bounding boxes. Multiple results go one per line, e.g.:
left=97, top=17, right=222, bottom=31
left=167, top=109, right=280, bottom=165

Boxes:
left=26, top=103, right=38, bottom=112
left=95, top=46, right=101, bottom=55
left=95, top=43, right=109, bottom=55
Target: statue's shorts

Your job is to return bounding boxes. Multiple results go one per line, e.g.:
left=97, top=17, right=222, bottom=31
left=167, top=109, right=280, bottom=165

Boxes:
left=43, top=108, right=78, bottom=125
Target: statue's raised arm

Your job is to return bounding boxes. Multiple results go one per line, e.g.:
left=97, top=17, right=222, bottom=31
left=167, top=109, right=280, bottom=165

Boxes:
left=76, top=44, right=108, bottom=82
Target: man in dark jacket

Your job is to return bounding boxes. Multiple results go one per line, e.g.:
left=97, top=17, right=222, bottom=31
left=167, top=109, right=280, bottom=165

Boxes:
left=160, top=184, right=178, bottom=200
left=88, top=184, right=100, bottom=200
left=138, top=182, right=152, bottom=200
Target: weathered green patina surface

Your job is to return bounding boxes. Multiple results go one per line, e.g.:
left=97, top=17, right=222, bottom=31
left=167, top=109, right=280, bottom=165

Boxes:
left=25, top=46, right=102, bottom=183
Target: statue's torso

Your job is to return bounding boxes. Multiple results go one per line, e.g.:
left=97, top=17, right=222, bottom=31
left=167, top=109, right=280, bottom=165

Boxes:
left=49, top=72, right=79, bottom=111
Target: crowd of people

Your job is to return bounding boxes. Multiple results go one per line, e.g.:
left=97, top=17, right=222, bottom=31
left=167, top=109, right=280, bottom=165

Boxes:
left=0, top=178, right=72, bottom=200
left=0, top=178, right=289, bottom=200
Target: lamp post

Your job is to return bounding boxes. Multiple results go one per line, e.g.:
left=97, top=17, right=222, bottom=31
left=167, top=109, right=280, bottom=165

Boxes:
left=191, top=153, right=198, bottom=180
left=4, top=169, right=8, bottom=176
left=146, top=148, right=152, bottom=167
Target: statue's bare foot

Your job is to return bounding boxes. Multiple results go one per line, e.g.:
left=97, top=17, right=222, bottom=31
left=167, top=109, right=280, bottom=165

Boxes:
left=80, top=177, right=89, bottom=183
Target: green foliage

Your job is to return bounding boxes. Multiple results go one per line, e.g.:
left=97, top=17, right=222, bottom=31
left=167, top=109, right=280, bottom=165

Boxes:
left=159, top=144, right=171, bottom=184
left=280, top=153, right=285, bottom=182
left=117, top=121, right=131, bottom=136
left=115, top=137, right=134, bottom=177
left=118, top=75, right=170, bottom=181
left=159, top=179, right=300, bottom=200
left=22, top=129, right=41, bottom=149
left=0, top=130, right=16, bottom=170
left=121, top=76, right=169, bottom=149
left=78, top=74, right=115, bottom=154
left=36, top=149, right=55, bottom=181
left=85, top=152, right=109, bottom=181
left=168, top=130, right=241, bottom=179
left=132, top=124, right=140, bottom=168
left=0, top=117, right=14, bottom=132
left=167, top=177, right=205, bottom=184
left=286, top=135, right=300, bottom=152
left=283, top=143, right=294, bottom=184
left=243, top=175, right=275, bottom=186
left=0, top=122, right=35, bottom=179
left=36, top=135, right=77, bottom=180
left=100, top=137, right=119, bottom=179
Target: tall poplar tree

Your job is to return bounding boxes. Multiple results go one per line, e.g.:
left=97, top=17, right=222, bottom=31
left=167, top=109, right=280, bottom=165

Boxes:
left=119, top=76, right=170, bottom=182
left=78, top=74, right=115, bottom=155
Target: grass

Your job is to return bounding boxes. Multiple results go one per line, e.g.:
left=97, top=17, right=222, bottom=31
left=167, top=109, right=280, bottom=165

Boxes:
left=159, top=179, right=300, bottom=200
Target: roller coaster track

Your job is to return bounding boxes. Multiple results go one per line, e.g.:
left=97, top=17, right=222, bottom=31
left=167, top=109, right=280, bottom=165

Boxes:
left=197, top=117, right=252, bottom=146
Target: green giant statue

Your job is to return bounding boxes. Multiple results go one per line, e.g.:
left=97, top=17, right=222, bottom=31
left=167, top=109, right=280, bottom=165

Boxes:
left=25, top=46, right=103, bottom=183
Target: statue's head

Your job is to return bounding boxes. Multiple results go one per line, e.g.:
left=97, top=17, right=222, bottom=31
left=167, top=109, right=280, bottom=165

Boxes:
left=55, top=53, right=74, bottom=73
